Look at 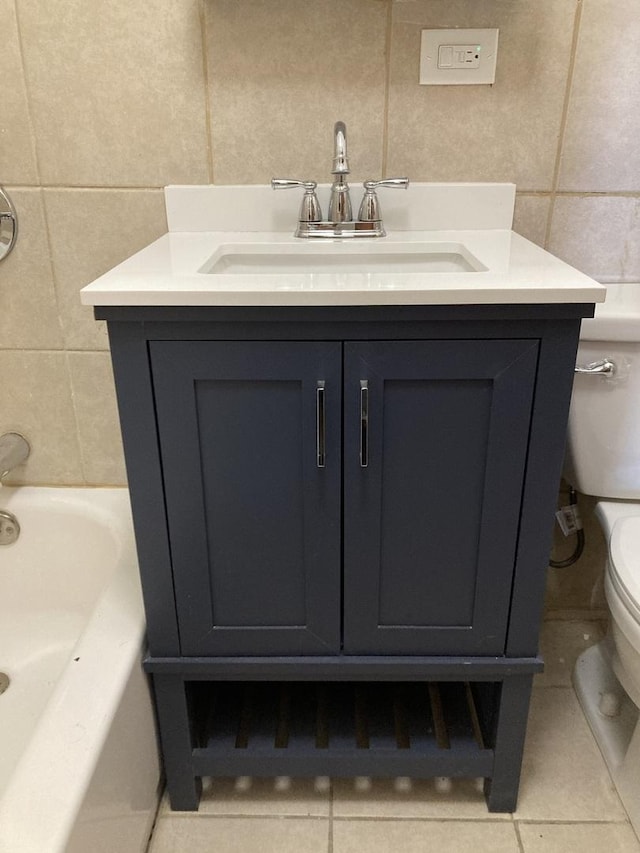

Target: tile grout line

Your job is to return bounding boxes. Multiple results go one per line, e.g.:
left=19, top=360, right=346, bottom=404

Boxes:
left=11, top=0, right=42, bottom=186
left=0, top=348, right=108, bottom=356
left=38, top=193, right=67, bottom=350
left=515, top=818, right=637, bottom=827
left=544, top=0, right=584, bottom=249
left=143, top=786, right=165, bottom=853
left=62, top=349, right=90, bottom=486
left=513, top=819, right=526, bottom=853
left=517, top=191, right=640, bottom=199
left=34, top=185, right=166, bottom=192
left=380, top=0, right=393, bottom=179
left=328, top=779, right=334, bottom=853
left=2, top=184, right=166, bottom=192
left=198, top=0, right=215, bottom=184
left=330, top=815, right=520, bottom=824
left=154, top=810, right=543, bottom=825
left=156, top=812, right=330, bottom=822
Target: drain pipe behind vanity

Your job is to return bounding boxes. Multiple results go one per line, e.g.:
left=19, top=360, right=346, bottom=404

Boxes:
left=549, top=484, right=585, bottom=568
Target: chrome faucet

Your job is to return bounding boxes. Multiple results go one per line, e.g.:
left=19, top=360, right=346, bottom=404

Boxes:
left=272, top=121, right=409, bottom=238
left=0, top=433, right=30, bottom=480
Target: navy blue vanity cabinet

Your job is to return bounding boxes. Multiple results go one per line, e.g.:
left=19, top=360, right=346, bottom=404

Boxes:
left=149, top=337, right=537, bottom=659
left=99, top=303, right=593, bottom=815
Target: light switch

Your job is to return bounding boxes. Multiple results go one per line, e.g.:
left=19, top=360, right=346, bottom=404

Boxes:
left=420, top=29, right=499, bottom=85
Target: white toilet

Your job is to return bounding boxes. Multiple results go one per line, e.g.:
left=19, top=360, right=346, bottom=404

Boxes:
left=567, top=282, right=640, bottom=830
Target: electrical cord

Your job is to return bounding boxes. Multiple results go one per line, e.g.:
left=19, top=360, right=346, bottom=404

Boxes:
left=549, top=486, right=585, bottom=568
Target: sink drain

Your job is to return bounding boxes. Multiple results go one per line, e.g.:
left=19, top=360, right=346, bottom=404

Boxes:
left=0, top=509, right=19, bottom=545
left=0, top=673, right=9, bottom=695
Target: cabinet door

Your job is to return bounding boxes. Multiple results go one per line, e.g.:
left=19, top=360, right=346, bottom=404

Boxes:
left=150, top=341, right=342, bottom=656
left=343, top=339, right=538, bottom=655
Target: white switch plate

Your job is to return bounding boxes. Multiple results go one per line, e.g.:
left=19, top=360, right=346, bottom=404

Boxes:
left=420, top=29, right=499, bottom=85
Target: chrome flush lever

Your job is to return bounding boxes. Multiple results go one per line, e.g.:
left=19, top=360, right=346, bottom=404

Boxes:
left=574, top=358, right=616, bottom=377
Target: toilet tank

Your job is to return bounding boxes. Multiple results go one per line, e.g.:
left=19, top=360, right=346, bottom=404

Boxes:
left=566, top=283, right=640, bottom=499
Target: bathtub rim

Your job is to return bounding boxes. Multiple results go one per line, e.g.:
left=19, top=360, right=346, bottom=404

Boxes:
left=0, top=486, right=155, bottom=853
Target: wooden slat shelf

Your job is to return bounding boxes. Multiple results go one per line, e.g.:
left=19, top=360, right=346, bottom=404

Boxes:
left=190, top=681, right=494, bottom=779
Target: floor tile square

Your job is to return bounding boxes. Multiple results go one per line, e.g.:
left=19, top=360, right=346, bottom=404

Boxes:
left=333, top=818, right=519, bottom=853
left=515, top=687, right=627, bottom=821
left=518, top=821, right=640, bottom=852
left=148, top=815, right=329, bottom=853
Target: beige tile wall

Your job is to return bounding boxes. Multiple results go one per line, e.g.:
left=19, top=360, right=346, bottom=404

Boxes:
left=2, top=0, right=638, bottom=608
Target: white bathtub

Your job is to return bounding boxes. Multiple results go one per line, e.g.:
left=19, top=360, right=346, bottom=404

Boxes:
left=0, top=487, right=161, bottom=853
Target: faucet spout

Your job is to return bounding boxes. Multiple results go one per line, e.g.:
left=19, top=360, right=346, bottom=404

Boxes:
left=329, top=121, right=352, bottom=223
left=332, top=121, right=350, bottom=175
left=0, top=433, right=30, bottom=480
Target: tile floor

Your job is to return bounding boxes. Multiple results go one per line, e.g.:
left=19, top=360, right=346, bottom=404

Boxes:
left=147, top=620, right=640, bottom=853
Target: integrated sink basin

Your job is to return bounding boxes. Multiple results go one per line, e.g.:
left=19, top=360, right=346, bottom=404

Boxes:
left=200, top=242, right=487, bottom=275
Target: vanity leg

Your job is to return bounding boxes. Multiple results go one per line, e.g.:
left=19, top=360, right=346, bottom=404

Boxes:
left=153, top=674, right=202, bottom=810
left=484, top=674, right=533, bottom=813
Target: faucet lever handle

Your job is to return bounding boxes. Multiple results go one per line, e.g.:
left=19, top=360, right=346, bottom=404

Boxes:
left=358, top=177, right=409, bottom=222
left=271, top=178, right=322, bottom=223
left=271, top=178, right=316, bottom=191
left=363, top=178, right=410, bottom=191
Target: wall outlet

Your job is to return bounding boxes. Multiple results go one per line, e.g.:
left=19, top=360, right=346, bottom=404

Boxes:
left=420, top=29, right=499, bottom=86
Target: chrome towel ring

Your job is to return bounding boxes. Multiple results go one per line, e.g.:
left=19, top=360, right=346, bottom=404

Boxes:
left=0, top=187, right=18, bottom=262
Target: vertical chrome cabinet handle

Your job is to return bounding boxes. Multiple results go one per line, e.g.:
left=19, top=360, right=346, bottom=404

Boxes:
left=316, top=381, right=326, bottom=468
left=359, top=380, right=369, bottom=468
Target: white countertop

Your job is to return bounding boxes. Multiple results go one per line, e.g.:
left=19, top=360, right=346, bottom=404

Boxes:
left=80, top=184, right=606, bottom=308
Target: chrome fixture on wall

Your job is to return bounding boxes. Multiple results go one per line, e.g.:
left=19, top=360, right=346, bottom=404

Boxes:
left=0, top=433, right=28, bottom=545
left=0, top=510, right=20, bottom=545
left=272, top=121, right=409, bottom=238
left=574, top=357, right=616, bottom=377
left=0, top=188, right=18, bottom=262
left=0, top=433, right=30, bottom=480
